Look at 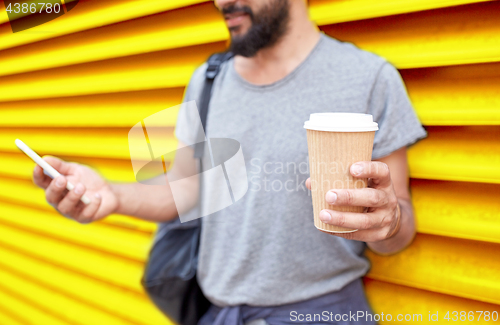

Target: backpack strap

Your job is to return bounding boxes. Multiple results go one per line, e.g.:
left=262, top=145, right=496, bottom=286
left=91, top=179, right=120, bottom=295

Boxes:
left=193, top=51, right=234, bottom=159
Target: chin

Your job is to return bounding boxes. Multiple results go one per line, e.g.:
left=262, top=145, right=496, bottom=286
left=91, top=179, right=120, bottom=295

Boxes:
left=229, top=28, right=243, bottom=36
left=229, top=24, right=250, bottom=36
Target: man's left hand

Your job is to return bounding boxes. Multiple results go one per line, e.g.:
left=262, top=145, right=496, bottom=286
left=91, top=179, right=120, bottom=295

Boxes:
left=306, top=161, right=401, bottom=243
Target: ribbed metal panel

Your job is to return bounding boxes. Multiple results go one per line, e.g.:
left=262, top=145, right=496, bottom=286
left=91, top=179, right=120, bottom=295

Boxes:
left=0, top=0, right=498, bottom=323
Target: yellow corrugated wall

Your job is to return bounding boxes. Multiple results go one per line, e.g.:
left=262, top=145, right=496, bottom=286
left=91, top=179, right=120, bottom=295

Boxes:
left=0, top=0, right=499, bottom=324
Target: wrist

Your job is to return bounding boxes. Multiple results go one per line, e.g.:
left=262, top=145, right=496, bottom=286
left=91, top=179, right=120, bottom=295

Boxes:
left=367, top=198, right=415, bottom=255
left=109, top=183, right=124, bottom=215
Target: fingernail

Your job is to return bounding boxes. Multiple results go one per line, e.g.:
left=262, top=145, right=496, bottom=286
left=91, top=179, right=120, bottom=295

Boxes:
left=94, top=193, right=101, bottom=199
left=326, top=191, right=337, bottom=204
left=56, top=177, right=65, bottom=188
left=351, top=164, right=363, bottom=176
left=319, top=210, right=331, bottom=222
left=74, top=184, right=84, bottom=195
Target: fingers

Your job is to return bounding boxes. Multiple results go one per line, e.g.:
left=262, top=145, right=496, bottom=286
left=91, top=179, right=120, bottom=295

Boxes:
left=56, top=183, right=101, bottom=223
left=74, top=193, right=102, bottom=224
left=307, top=161, right=391, bottom=192
left=350, top=161, right=391, bottom=187
left=305, top=178, right=311, bottom=190
left=33, top=165, right=52, bottom=189
left=36, top=157, right=101, bottom=223
left=45, top=176, right=68, bottom=205
left=319, top=209, right=375, bottom=230
left=56, top=183, right=87, bottom=217
left=325, top=188, right=388, bottom=208
left=319, top=210, right=397, bottom=242
left=317, top=208, right=397, bottom=243
left=34, top=156, right=74, bottom=189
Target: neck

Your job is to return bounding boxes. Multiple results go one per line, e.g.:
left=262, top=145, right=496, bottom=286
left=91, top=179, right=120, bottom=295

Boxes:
left=233, top=2, right=321, bottom=85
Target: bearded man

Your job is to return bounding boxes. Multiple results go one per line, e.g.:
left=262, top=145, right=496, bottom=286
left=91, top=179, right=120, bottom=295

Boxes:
left=33, top=0, right=427, bottom=324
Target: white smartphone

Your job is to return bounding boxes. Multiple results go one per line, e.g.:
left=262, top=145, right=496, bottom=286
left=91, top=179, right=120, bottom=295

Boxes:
left=15, top=139, right=91, bottom=205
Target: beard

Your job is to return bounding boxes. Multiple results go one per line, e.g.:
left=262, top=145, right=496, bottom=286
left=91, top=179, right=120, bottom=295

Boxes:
left=222, top=0, right=291, bottom=58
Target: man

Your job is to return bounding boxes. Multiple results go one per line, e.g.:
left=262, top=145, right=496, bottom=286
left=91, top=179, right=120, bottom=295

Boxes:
left=33, top=0, right=427, bottom=324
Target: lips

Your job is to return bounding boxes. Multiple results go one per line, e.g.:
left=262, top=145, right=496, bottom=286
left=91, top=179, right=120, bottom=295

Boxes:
left=224, top=12, right=249, bottom=28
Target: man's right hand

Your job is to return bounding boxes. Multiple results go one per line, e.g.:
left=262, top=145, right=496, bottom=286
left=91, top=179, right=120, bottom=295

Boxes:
left=33, top=156, right=119, bottom=224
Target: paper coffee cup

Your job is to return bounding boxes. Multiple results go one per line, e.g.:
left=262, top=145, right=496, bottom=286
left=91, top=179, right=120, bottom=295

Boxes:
left=304, top=113, right=378, bottom=233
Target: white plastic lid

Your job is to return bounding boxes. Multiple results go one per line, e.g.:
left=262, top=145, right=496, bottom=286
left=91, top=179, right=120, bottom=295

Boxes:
left=304, top=113, right=379, bottom=132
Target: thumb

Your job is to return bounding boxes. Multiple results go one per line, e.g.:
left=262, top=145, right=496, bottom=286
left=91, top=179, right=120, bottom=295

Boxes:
left=42, top=156, right=74, bottom=175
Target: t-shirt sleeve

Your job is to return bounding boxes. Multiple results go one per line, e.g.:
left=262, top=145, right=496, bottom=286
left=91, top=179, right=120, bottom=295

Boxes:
left=369, top=62, right=427, bottom=160
left=174, top=63, right=208, bottom=146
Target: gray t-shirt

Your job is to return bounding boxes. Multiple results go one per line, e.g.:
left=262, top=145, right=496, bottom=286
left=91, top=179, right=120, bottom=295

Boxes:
left=175, top=33, right=427, bottom=307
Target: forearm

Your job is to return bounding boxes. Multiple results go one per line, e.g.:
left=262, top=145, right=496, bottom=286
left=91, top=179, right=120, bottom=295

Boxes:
left=366, top=198, right=416, bottom=255
left=110, top=174, right=198, bottom=222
